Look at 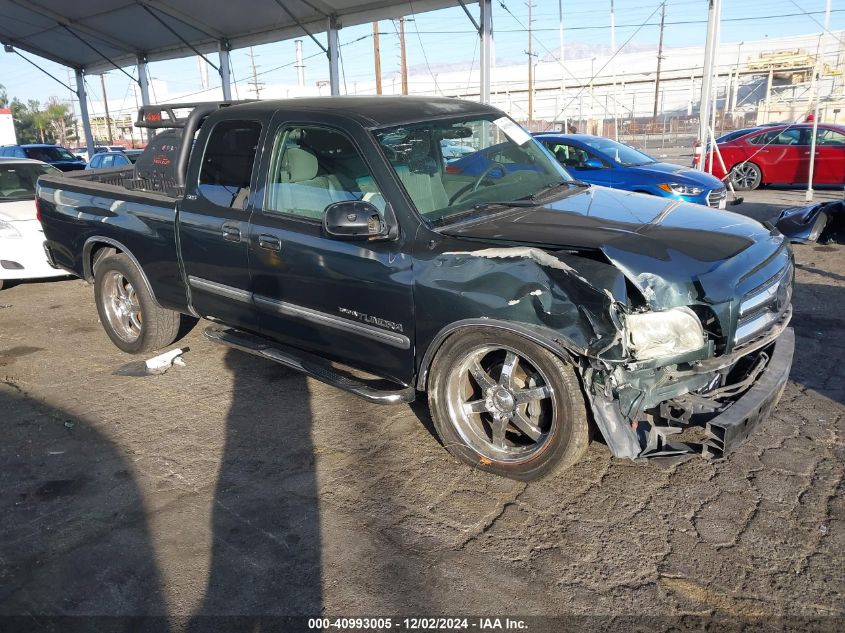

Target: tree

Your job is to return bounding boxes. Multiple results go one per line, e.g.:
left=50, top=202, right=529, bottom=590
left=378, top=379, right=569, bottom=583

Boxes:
left=45, top=97, right=74, bottom=146
left=10, top=98, right=37, bottom=143
left=0, top=83, right=8, bottom=108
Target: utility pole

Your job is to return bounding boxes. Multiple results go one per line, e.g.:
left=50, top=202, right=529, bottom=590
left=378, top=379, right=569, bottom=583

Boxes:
left=295, top=40, right=305, bottom=88
left=526, top=1, right=535, bottom=124
left=197, top=56, right=208, bottom=91
left=373, top=22, right=383, bottom=95
left=99, top=73, right=113, bottom=145
left=652, top=2, right=666, bottom=123
left=399, top=18, right=408, bottom=95
left=248, top=47, right=263, bottom=99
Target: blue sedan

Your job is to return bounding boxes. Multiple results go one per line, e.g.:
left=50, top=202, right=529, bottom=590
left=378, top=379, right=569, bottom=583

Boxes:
left=534, top=134, right=727, bottom=208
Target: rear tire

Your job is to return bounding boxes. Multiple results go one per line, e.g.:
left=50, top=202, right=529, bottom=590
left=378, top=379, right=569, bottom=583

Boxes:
left=729, top=162, right=762, bottom=191
left=427, top=329, right=590, bottom=480
left=94, top=253, right=180, bottom=354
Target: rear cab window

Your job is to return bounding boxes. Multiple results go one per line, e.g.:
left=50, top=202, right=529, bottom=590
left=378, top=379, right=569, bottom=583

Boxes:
left=198, top=119, right=263, bottom=209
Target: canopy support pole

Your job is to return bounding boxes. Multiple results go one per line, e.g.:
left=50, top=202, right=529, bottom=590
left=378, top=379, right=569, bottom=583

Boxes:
left=218, top=40, right=232, bottom=100
left=137, top=54, right=152, bottom=142
left=697, top=0, right=720, bottom=169
left=327, top=15, right=340, bottom=96
left=75, top=69, right=95, bottom=156
left=137, top=54, right=151, bottom=106
left=479, top=0, right=493, bottom=104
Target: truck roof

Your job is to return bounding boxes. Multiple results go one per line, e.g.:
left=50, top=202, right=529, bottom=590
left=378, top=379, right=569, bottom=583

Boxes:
left=221, top=96, right=501, bottom=129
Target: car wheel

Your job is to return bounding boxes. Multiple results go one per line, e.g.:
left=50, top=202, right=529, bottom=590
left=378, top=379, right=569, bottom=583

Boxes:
left=94, top=253, right=180, bottom=354
left=729, top=162, right=762, bottom=190
left=427, top=329, right=590, bottom=480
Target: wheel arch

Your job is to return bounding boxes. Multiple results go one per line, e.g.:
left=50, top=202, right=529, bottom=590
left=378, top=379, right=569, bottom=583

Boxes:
left=82, top=236, right=162, bottom=307
left=416, top=319, right=586, bottom=391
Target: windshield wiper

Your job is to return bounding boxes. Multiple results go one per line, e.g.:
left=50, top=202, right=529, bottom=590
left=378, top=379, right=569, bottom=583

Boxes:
left=525, top=179, right=590, bottom=202
left=473, top=200, right=541, bottom=209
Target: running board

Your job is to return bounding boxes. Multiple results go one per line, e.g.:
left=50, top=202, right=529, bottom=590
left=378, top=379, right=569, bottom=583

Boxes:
left=203, top=326, right=416, bottom=405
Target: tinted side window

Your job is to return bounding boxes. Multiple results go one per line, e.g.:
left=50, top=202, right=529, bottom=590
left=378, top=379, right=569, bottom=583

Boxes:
left=15, top=148, right=26, bottom=158
left=753, top=128, right=805, bottom=146
left=89, top=155, right=102, bottom=168
left=198, top=119, right=262, bottom=209
left=816, top=129, right=845, bottom=146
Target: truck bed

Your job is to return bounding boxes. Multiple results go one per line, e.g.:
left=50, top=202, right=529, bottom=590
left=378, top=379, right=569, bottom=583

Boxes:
left=37, top=168, right=190, bottom=312
left=59, top=165, right=184, bottom=198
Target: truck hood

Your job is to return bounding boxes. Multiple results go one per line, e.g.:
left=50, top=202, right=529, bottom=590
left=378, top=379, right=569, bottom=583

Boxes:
left=441, top=185, right=785, bottom=309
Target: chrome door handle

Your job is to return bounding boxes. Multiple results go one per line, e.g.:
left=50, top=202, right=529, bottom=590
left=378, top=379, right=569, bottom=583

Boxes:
left=258, top=234, right=282, bottom=251
left=222, top=224, right=241, bottom=242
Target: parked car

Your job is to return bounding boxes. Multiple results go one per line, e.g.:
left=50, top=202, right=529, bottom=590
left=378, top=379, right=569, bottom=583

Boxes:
left=72, top=145, right=126, bottom=163
left=86, top=150, right=140, bottom=170
left=37, top=98, right=794, bottom=479
left=440, top=139, right=476, bottom=161
left=694, top=123, right=845, bottom=190
left=535, top=133, right=728, bottom=208
left=0, top=144, right=86, bottom=171
left=0, top=158, right=66, bottom=290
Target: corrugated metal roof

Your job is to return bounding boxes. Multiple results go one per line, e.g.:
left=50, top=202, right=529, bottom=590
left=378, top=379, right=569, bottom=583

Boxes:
left=0, top=0, right=459, bottom=72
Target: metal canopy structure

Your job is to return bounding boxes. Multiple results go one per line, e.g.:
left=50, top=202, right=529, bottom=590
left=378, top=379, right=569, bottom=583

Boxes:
left=0, top=0, right=490, bottom=153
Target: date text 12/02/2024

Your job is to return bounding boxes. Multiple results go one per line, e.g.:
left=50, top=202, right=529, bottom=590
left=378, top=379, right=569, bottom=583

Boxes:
left=307, top=618, right=528, bottom=630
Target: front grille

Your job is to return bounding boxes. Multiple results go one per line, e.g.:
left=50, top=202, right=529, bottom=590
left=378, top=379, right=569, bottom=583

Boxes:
left=707, top=187, right=727, bottom=207
left=735, top=261, right=793, bottom=346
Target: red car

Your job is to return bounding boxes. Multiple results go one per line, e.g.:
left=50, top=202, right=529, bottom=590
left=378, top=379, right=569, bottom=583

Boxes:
left=693, top=123, right=845, bottom=190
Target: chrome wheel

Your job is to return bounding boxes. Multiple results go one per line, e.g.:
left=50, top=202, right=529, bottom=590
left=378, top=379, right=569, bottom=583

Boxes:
left=444, top=345, right=557, bottom=463
left=101, top=271, right=142, bottom=343
left=729, top=163, right=760, bottom=190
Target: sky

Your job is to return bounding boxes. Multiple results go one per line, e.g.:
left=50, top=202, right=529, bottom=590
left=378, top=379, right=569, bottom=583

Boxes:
left=1, top=0, right=842, bottom=118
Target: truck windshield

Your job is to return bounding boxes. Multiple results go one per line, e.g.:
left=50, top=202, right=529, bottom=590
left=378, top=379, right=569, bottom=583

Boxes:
left=0, top=163, right=61, bottom=200
left=374, top=116, right=571, bottom=223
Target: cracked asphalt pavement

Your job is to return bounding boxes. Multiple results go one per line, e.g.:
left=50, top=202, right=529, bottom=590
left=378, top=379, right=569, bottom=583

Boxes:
left=0, top=190, right=843, bottom=630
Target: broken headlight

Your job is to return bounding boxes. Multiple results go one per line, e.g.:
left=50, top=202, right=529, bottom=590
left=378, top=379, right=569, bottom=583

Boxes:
left=625, top=307, right=706, bottom=361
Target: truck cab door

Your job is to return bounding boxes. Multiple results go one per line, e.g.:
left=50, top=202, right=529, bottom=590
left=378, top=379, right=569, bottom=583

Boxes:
left=178, top=115, right=267, bottom=330
left=247, top=121, right=415, bottom=385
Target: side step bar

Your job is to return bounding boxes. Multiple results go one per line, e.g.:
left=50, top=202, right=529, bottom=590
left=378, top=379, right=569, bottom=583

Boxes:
left=203, top=326, right=416, bottom=405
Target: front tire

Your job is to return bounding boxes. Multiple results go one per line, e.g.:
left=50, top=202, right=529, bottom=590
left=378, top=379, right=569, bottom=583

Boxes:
left=427, top=329, right=590, bottom=480
left=729, top=162, right=762, bottom=190
left=94, top=253, right=180, bottom=354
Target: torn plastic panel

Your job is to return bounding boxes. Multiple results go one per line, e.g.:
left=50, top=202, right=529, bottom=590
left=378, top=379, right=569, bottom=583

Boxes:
left=776, top=200, right=845, bottom=244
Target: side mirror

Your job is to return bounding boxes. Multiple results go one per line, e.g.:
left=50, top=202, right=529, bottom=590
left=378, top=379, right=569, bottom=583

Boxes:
left=583, top=158, right=606, bottom=170
left=323, top=200, right=387, bottom=240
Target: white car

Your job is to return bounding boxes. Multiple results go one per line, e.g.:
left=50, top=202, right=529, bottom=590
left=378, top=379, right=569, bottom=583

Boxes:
left=0, top=158, right=66, bottom=290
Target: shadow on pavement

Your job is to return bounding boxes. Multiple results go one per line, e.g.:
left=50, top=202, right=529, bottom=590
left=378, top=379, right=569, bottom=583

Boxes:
left=0, top=382, right=170, bottom=632
left=188, top=349, right=321, bottom=630
left=789, top=279, right=845, bottom=408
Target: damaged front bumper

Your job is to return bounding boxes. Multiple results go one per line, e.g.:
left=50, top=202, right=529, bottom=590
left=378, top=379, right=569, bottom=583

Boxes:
left=584, top=324, right=795, bottom=463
